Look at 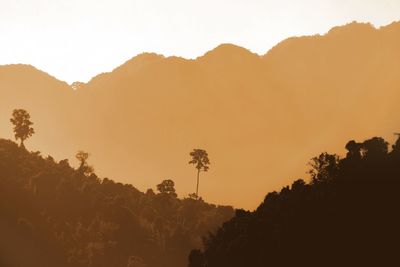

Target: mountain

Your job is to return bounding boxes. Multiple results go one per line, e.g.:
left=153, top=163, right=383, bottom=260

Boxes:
left=1, top=21, right=399, bottom=209
left=188, top=136, right=400, bottom=266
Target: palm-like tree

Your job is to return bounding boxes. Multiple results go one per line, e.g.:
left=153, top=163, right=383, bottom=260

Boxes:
left=189, top=149, right=210, bottom=199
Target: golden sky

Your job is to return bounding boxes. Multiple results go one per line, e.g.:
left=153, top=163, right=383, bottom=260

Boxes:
left=0, top=0, right=399, bottom=83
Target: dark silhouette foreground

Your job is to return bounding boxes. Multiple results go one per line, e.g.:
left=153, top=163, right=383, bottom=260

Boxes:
left=189, top=136, right=400, bottom=267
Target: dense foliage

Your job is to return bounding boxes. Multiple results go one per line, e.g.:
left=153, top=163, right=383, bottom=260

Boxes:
left=189, top=136, right=400, bottom=266
left=0, top=139, right=233, bottom=267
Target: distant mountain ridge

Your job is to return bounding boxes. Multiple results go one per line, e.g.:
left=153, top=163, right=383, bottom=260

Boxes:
left=1, top=21, right=398, bottom=87
left=78, top=21, right=399, bottom=87
left=1, top=21, right=399, bottom=209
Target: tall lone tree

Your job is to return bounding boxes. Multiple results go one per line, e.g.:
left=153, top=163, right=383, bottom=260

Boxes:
left=189, top=149, right=210, bottom=199
left=10, top=109, right=35, bottom=147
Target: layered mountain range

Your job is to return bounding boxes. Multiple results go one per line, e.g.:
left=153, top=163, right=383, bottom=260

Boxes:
left=1, top=21, right=399, bottom=209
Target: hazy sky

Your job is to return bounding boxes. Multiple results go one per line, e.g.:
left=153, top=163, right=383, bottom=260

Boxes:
left=0, top=0, right=399, bottom=83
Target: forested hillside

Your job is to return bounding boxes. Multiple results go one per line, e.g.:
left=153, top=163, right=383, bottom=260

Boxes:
left=0, top=139, right=233, bottom=267
left=189, top=136, right=400, bottom=266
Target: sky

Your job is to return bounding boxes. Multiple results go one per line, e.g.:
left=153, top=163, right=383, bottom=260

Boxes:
left=0, top=0, right=399, bottom=83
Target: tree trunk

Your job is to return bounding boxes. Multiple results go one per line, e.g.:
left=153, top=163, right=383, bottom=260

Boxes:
left=20, top=139, right=25, bottom=149
left=196, top=169, right=200, bottom=199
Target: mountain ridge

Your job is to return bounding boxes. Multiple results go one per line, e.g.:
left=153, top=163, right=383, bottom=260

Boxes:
left=1, top=20, right=399, bottom=209
left=1, top=21, right=398, bottom=88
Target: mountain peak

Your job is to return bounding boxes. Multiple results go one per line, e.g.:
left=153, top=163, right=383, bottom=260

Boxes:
left=198, top=43, right=260, bottom=62
left=117, top=52, right=165, bottom=71
left=264, top=21, right=385, bottom=58
left=0, top=63, right=43, bottom=74
left=327, top=21, right=376, bottom=35
left=84, top=53, right=166, bottom=85
left=0, top=64, right=69, bottom=87
left=127, top=52, right=165, bottom=63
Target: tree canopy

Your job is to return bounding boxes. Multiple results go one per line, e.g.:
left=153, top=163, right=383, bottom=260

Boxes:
left=156, top=179, right=177, bottom=197
left=189, top=149, right=210, bottom=172
left=10, top=109, right=35, bottom=147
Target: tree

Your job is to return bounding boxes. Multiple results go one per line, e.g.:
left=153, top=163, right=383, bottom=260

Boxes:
left=189, top=149, right=210, bottom=199
left=10, top=109, right=35, bottom=147
left=308, top=152, right=339, bottom=184
left=393, top=134, right=400, bottom=152
left=156, top=179, right=177, bottom=197
left=360, top=137, right=388, bottom=158
left=76, top=150, right=94, bottom=176
left=345, top=140, right=362, bottom=160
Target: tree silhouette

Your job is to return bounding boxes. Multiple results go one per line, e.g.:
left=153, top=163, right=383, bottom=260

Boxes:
left=10, top=109, right=35, bottom=147
left=393, top=133, right=400, bottom=152
left=157, top=179, right=177, bottom=197
left=189, top=149, right=210, bottom=199
left=189, top=136, right=400, bottom=267
left=345, top=140, right=362, bottom=160
left=360, top=137, right=388, bottom=158
left=76, top=150, right=94, bottom=176
left=308, top=152, right=339, bottom=184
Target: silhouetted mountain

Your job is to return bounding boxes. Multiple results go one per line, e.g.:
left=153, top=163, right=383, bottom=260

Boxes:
left=198, top=44, right=259, bottom=63
left=189, top=136, right=400, bottom=267
left=0, top=139, right=233, bottom=267
left=1, top=21, right=399, bottom=209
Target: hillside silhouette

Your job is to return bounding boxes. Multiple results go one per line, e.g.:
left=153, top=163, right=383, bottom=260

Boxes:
left=1, top=21, right=400, bottom=208
left=0, top=139, right=233, bottom=267
left=188, top=136, right=400, bottom=266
